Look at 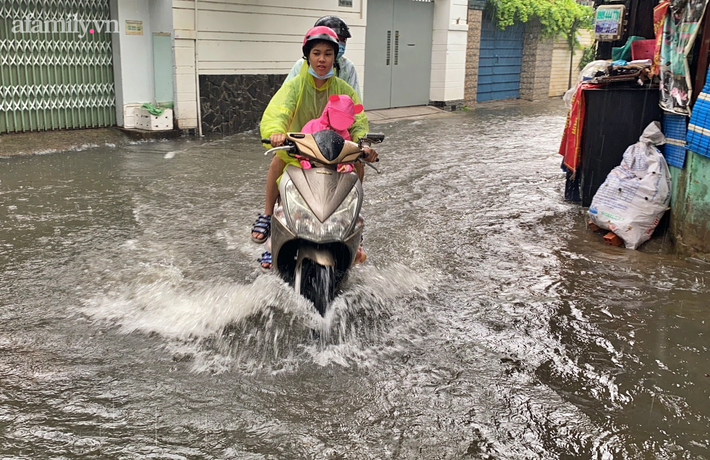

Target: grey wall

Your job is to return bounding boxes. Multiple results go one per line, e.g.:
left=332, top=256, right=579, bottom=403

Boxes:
left=199, top=75, right=286, bottom=136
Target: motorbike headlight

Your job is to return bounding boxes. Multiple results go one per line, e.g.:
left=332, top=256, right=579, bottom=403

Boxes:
left=283, top=180, right=359, bottom=243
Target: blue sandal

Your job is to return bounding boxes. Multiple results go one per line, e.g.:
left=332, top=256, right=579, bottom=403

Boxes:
left=258, top=251, right=272, bottom=271
left=251, top=214, right=271, bottom=243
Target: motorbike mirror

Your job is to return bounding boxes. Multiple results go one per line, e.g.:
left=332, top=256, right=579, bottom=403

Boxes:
left=362, top=133, right=385, bottom=144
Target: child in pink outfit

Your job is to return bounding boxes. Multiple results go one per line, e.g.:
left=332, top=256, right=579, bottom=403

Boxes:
left=299, top=94, right=364, bottom=172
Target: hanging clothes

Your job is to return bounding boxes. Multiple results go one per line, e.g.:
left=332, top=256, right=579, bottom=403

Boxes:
left=558, top=83, right=588, bottom=172
left=658, top=0, right=709, bottom=115
left=652, top=1, right=670, bottom=76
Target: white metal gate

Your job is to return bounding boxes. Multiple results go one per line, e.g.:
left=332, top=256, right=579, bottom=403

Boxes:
left=0, top=0, right=116, bottom=133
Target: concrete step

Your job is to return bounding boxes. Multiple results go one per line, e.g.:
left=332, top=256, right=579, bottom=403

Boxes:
left=365, top=105, right=452, bottom=123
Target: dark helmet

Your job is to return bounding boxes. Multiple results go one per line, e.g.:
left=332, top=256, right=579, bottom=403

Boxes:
left=302, top=26, right=339, bottom=59
left=314, top=15, right=351, bottom=39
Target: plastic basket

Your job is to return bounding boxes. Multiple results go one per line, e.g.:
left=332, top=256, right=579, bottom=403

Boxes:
left=631, top=39, right=656, bottom=61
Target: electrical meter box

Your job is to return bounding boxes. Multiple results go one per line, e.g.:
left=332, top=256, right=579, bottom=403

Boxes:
left=594, top=5, right=626, bottom=41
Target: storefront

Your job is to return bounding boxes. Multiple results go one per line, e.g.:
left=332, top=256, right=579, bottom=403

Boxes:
left=560, top=0, right=710, bottom=259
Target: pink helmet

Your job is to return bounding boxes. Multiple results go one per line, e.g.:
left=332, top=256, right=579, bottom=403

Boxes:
left=302, top=26, right=339, bottom=59
left=326, top=94, right=363, bottom=130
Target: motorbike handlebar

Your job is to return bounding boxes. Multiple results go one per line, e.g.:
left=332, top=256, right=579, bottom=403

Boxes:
left=262, top=140, right=296, bottom=156
left=263, top=134, right=381, bottom=163
left=261, top=138, right=295, bottom=148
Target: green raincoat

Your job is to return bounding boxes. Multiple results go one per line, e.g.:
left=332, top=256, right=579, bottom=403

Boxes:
left=260, top=63, right=368, bottom=167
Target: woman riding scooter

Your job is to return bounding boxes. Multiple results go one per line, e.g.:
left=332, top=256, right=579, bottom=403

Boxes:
left=253, top=26, right=378, bottom=269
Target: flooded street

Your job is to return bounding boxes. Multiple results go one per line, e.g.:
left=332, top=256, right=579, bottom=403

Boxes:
left=1, top=100, right=709, bottom=459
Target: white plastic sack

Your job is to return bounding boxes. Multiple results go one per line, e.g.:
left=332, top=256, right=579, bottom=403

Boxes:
left=588, top=122, right=672, bottom=250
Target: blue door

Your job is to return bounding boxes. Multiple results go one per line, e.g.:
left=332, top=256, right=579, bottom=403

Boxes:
left=477, top=17, right=524, bottom=102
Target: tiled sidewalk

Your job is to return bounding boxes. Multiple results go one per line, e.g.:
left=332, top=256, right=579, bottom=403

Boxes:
left=365, top=105, right=452, bottom=123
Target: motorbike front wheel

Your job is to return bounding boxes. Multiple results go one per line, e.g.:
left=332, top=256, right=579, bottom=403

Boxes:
left=299, top=258, right=335, bottom=316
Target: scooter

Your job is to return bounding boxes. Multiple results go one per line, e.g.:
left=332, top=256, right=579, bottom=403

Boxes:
left=261, top=130, right=384, bottom=315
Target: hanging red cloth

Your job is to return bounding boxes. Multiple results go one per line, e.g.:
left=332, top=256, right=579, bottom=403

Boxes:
left=558, top=83, right=587, bottom=172
left=652, top=1, right=670, bottom=75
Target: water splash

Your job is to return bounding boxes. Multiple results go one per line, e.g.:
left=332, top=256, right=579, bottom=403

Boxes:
left=82, top=263, right=428, bottom=374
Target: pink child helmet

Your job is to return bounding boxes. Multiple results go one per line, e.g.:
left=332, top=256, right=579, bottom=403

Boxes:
left=326, top=94, right=364, bottom=131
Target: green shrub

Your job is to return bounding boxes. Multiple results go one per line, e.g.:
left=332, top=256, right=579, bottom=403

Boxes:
left=487, top=0, right=593, bottom=48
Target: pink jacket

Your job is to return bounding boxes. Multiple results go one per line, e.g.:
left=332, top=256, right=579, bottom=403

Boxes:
left=299, top=95, right=364, bottom=171
left=301, top=94, right=364, bottom=140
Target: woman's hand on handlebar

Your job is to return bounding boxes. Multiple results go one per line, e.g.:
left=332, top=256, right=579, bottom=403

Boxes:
left=269, top=133, right=287, bottom=147
left=361, top=146, right=379, bottom=163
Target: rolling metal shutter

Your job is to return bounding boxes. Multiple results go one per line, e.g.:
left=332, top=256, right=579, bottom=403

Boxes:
left=0, top=0, right=116, bottom=133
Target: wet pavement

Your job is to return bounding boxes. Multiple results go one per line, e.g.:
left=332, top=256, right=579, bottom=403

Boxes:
left=1, top=99, right=709, bottom=459
left=0, top=127, right=131, bottom=157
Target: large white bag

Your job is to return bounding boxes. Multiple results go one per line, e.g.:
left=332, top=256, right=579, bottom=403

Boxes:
left=588, top=122, right=672, bottom=250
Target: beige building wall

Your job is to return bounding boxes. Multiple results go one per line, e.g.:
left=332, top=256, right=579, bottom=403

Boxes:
left=170, top=0, right=471, bottom=131
left=519, top=20, right=554, bottom=102
left=549, top=30, right=594, bottom=97
left=170, top=0, right=366, bottom=131
left=173, top=1, right=198, bottom=130
left=464, top=9, right=482, bottom=108
left=429, top=0, right=470, bottom=108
